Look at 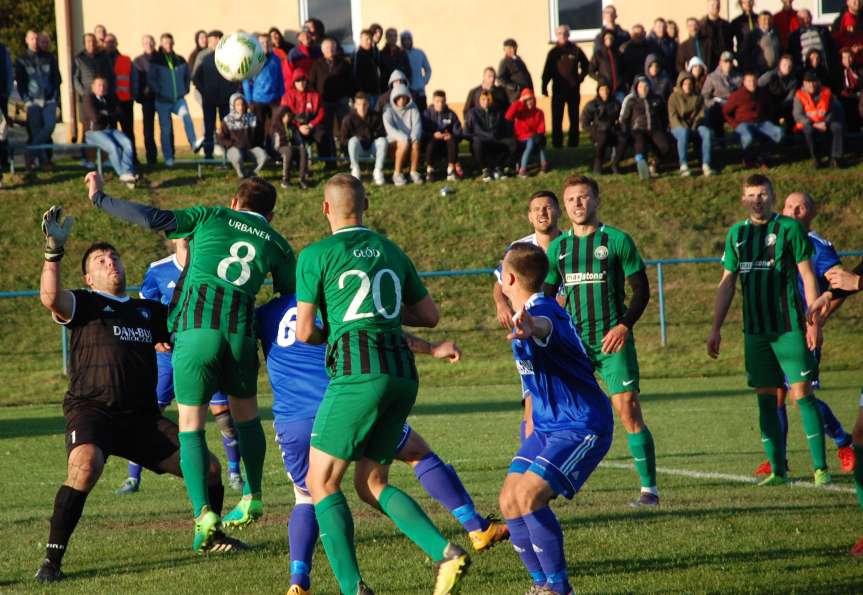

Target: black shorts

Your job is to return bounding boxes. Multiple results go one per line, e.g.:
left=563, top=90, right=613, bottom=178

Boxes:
left=64, top=407, right=179, bottom=474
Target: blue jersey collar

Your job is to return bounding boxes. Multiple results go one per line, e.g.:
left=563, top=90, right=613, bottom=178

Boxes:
left=92, top=289, right=130, bottom=302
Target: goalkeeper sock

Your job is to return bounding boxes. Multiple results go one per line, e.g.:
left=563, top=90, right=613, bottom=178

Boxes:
left=46, top=485, right=88, bottom=565
left=178, top=430, right=210, bottom=517
left=757, top=394, right=786, bottom=476
left=236, top=417, right=266, bottom=498
left=797, top=394, right=827, bottom=471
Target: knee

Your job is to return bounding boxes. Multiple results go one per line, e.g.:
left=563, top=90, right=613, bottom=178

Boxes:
left=498, top=483, right=520, bottom=519
left=66, top=446, right=104, bottom=492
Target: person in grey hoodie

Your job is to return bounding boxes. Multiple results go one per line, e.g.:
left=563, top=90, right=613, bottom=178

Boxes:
left=219, top=93, right=267, bottom=178
left=645, top=54, right=672, bottom=99
left=376, top=69, right=409, bottom=114
left=701, top=51, right=741, bottom=133
left=383, top=85, right=423, bottom=185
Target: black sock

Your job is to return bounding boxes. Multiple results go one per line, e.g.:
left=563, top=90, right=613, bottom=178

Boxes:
left=208, top=482, right=225, bottom=517
left=46, top=485, right=88, bottom=565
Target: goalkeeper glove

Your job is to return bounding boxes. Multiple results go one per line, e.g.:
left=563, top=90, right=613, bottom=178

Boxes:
left=42, top=205, right=74, bottom=262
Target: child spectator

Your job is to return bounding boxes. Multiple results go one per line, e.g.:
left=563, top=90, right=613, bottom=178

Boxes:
left=505, top=87, right=548, bottom=177
left=271, top=107, right=308, bottom=189
left=645, top=54, right=672, bottom=99
left=340, top=92, right=388, bottom=185
left=465, top=90, right=516, bottom=181
left=383, top=86, right=423, bottom=185
left=580, top=80, right=623, bottom=174
left=219, top=92, right=267, bottom=178
left=279, top=68, right=325, bottom=183
left=687, top=57, right=708, bottom=91
left=422, top=90, right=464, bottom=181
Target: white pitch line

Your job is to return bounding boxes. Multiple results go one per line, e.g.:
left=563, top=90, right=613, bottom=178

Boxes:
left=600, top=461, right=857, bottom=494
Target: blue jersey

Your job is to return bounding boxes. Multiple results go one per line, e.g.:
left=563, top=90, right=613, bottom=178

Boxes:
left=257, top=294, right=329, bottom=423
left=139, top=254, right=182, bottom=305
left=512, top=294, right=613, bottom=435
left=797, top=231, right=841, bottom=305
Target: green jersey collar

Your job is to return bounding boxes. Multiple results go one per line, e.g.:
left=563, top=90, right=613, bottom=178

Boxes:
left=238, top=209, right=267, bottom=222
left=567, top=223, right=604, bottom=237
left=746, top=212, right=777, bottom=226
left=334, top=225, right=369, bottom=235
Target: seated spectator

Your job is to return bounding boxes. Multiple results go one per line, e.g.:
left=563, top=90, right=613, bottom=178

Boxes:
left=757, top=54, right=798, bottom=126
left=793, top=70, right=845, bottom=168
left=723, top=71, right=784, bottom=167
left=271, top=108, right=308, bottom=189
left=579, top=80, right=622, bottom=174
left=81, top=76, right=137, bottom=184
left=676, top=18, right=705, bottom=75
left=376, top=69, right=409, bottom=113
left=340, top=92, right=387, bottom=185
left=744, top=11, right=781, bottom=74
left=498, top=38, right=534, bottom=103
left=803, top=48, right=830, bottom=84
left=668, top=71, right=714, bottom=176
left=504, top=87, right=548, bottom=177
left=687, top=56, right=708, bottom=91
left=787, top=10, right=829, bottom=68
left=835, top=46, right=863, bottom=131
left=15, top=29, right=61, bottom=170
left=422, top=90, right=464, bottom=181
left=353, top=30, right=381, bottom=107
left=383, top=85, right=423, bottom=185
left=465, top=90, right=516, bottom=181
left=590, top=30, right=627, bottom=102
left=379, top=28, right=411, bottom=91
left=463, top=66, right=509, bottom=121
left=645, top=53, right=672, bottom=99
left=219, top=93, right=267, bottom=178
left=702, top=51, right=741, bottom=132
left=621, top=25, right=658, bottom=89
left=619, top=75, right=673, bottom=179
left=280, top=69, right=326, bottom=178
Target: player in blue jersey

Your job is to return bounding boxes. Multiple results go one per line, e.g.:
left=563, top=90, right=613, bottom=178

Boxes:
left=746, top=192, right=856, bottom=477
left=497, top=243, right=614, bottom=595
left=256, top=293, right=509, bottom=595
left=115, top=239, right=245, bottom=494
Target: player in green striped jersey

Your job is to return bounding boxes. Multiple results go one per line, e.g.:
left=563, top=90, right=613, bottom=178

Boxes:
left=294, top=174, right=469, bottom=595
left=84, top=172, right=295, bottom=550
left=708, top=174, right=828, bottom=487
left=543, top=175, right=659, bottom=507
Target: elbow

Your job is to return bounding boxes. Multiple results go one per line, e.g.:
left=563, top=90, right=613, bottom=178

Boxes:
left=295, top=326, right=313, bottom=344
left=426, top=307, right=440, bottom=328
left=40, top=291, right=56, bottom=310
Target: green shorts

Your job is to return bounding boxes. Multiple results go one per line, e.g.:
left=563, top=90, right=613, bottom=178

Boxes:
left=585, top=335, right=640, bottom=395
left=172, top=328, right=259, bottom=405
left=744, top=331, right=817, bottom=389
left=311, top=374, right=418, bottom=464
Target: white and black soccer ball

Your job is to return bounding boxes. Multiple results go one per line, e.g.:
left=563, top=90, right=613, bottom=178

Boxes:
left=215, top=31, right=266, bottom=82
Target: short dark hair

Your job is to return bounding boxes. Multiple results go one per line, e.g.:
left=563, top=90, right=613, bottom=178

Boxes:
left=743, top=173, right=774, bottom=195
left=235, top=177, right=277, bottom=215
left=503, top=38, right=517, bottom=48
left=563, top=175, right=599, bottom=198
left=81, top=242, right=119, bottom=275
left=528, top=190, right=559, bottom=208
left=160, top=33, right=173, bottom=41
left=743, top=71, right=759, bottom=79
left=369, top=23, right=383, bottom=35
left=505, top=243, right=548, bottom=292
left=758, top=10, right=771, bottom=17
left=208, top=30, right=224, bottom=39
left=432, top=89, right=446, bottom=99
left=360, top=28, right=371, bottom=37
left=354, top=91, right=368, bottom=101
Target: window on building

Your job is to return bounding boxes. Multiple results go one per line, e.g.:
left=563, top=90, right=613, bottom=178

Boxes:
left=549, top=0, right=608, bottom=42
left=817, top=0, right=844, bottom=22
left=300, top=0, right=362, bottom=50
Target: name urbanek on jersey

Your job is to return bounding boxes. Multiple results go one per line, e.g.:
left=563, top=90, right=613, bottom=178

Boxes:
left=228, top=219, right=271, bottom=241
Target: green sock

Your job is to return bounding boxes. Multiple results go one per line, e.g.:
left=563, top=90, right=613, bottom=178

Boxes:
left=854, top=445, right=863, bottom=509
left=626, top=427, right=657, bottom=489
left=797, top=395, right=827, bottom=471
left=378, top=485, right=449, bottom=561
left=178, top=430, right=210, bottom=517
left=236, top=417, right=266, bottom=498
left=757, top=394, right=786, bottom=477
left=315, top=491, right=362, bottom=595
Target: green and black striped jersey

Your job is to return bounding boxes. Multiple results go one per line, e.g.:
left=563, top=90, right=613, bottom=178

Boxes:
left=722, top=213, right=813, bottom=335
left=545, top=224, right=645, bottom=346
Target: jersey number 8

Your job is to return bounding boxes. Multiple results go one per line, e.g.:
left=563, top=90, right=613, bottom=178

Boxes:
left=339, top=268, right=402, bottom=322
left=217, top=241, right=256, bottom=286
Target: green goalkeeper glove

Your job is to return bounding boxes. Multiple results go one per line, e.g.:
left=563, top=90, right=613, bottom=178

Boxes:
left=42, top=206, right=74, bottom=262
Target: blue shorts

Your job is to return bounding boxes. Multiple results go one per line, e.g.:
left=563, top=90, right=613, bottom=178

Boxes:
left=509, top=429, right=612, bottom=499
left=156, top=356, right=228, bottom=408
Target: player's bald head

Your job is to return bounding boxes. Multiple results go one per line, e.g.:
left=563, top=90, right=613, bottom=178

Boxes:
left=782, top=191, right=816, bottom=228
left=324, top=174, right=367, bottom=217
left=785, top=191, right=814, bottom=212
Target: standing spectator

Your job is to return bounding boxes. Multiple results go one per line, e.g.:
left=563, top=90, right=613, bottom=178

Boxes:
left=758, top=54, right=799, bottom=126
left=340, top=92, right=387, bottom=185
left=74, top=32, right=112, bottom=166
left=279, top=68, right=326, bottom=176
left=148, top=33, right=202, bottom=165
left=103, top=34, right=138, bottom=165
left=590, top=30, right=626, bottom=101
left=81, top=76, right=137, bottom=184
left=621, top=25, right=658, bottom=89
left=677, top=18, right=706, bottom=74
left=744, top=11, right=781, bottom=74
left=688, top=56, right=709, bottom=90
left=383, top=85, right=423, bottom=185
left=270, top=27, right=294, bottom=57
left=667, top=21, right=682, bottom=68
left=304, top=18, right=325, bottom=45
left=542, top=24, right=589, bottom=148
left=649, top=18, right=678, bottom=73
left=619, top=75, right=673, bottom=179
left=401, top=31, right=432, bottom=111
left=645, top=54, right=673, bottom=99
left=835, top=46, right=863, bottom=131
left=465, top=90, right=516, bottom=180
left=370, top=23, right=384, bottom=55
left=773, top=0, right=800, bottom=50
left=93, top=24, right=108, bottom=48
left=309, top=37, right=353, bottom=163
left=793, top=70, right=845, bottom=168
left=219, top=93, right=267, bottom=178
left=787, top=10, right=830, bottom=69
left=353, top=30, right=381, bottom=106
left=463, top=66, right=509, bottom=120
left=832, top=0, right=863, bottom=66
left=188, top=30, right=207, bottom=78
left=700, top=0, right=734, bottom=70
left=505, top=87, right=548, bottom=177
left=498, top=38, right=534, bottom=104
left=287, top=26, right=322, bottom=84
left=579, top=80, right=622, bottom=174
left=422, top=90, right=464, bottom=181
left=668, top=71, right=714, bottom=176
left=723, top=71, right=784, bottom=166
left=702, top=51, right=741, bottom=132
left=379, top=28, right=411, bottom=91
left=244, top=33, right=285, bottom=154
left=593, top=5, right=631, bottom=52
left=731, top=0, right=759, bottom=55
left=15, top=30, right=61, bottom=170
left=133, top=35, right=158, bottom=164
left=194, top=30, right=240, bottom=159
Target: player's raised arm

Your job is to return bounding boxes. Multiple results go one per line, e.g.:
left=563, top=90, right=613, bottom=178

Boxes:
left=39, top=206, right=75, bottom=321
left=84, top=172, right=177, bottom=232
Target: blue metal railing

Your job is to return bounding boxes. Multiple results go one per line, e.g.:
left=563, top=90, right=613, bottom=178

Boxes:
left=4, top=252, right=861, bottom=374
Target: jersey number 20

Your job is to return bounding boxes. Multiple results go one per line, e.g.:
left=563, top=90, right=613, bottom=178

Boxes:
left=339, top=269, right=402, bottom=321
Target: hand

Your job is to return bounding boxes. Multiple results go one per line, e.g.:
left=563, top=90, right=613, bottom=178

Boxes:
left=805, top=323, right=822, bottom=351
left=42, top=205, right=74, bottom=262
left=434, top=131, right=444, bottom=140
left=430, top=340, right=461, bottom=363
left=154, top=342, right=173, bottom=353
left=813, top=122, right=827, bottom=132
left=299, top=124, right=311, bottom=135
left=707, top=329, right=721, bottom=359
left=600, top=324, right=629, bottom=354
left=806, top=292, right=831, bottom=326
left=442, top=132, right=452, bottom=141
left=507, top=306, right=535, bottom=341
left=496, top=302, right=515, bottom=329
left=825, top=268, right=861, bottom=292
left=84, top=171, right=103, bottom=201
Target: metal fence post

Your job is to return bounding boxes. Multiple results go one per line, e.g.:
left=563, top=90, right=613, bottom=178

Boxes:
left=61, top=325, right=69, bottom=376
left=657, top=261, right=667, bottom=347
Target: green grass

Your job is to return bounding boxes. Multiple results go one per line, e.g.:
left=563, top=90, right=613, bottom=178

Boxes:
left=2, top=373, right=863, bottom=592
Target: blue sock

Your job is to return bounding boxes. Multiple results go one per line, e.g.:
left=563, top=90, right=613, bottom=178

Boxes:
left=221, top=432, right=242, bottom=475
left=414, top=453, right=488, bottom=533
left=288, top=503, right=318, bottom=590
left=816, top=397, right=852, bottom=447
left=128, top=461, right=142, bottom=482
left=777, top=404, right=789, bottom=455
left=523, top=507, right=570, bottom=595
left=505, top=516, right=545, bottom=586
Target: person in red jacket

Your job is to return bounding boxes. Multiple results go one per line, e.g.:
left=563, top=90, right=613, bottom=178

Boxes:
left=280, top=68, right=326, bottom=178
left=505, top=87, right=549, bottom=177
left=723, top=72, right=784, bottom=167
left=773, top=0, right=800, bottom=50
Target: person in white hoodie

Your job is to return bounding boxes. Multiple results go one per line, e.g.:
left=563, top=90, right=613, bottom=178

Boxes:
left=383, top=85, right=423, bottom=185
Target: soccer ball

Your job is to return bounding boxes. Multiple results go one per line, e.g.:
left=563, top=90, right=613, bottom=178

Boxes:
left=215, top=32, right=266, bottom=82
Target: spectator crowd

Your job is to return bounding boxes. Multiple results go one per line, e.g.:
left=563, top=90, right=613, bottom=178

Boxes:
left=1, top=0, right=863, bottom=188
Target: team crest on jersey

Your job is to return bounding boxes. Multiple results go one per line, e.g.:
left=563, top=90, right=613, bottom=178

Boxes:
left=765, top=233, right=777, bottom=247
left=594, top=246, right=608, bottom=260
left=137, top=307, right=151, bottom=320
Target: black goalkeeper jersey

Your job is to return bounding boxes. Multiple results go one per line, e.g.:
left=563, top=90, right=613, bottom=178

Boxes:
left=57, top=290, right=169, bottom=415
